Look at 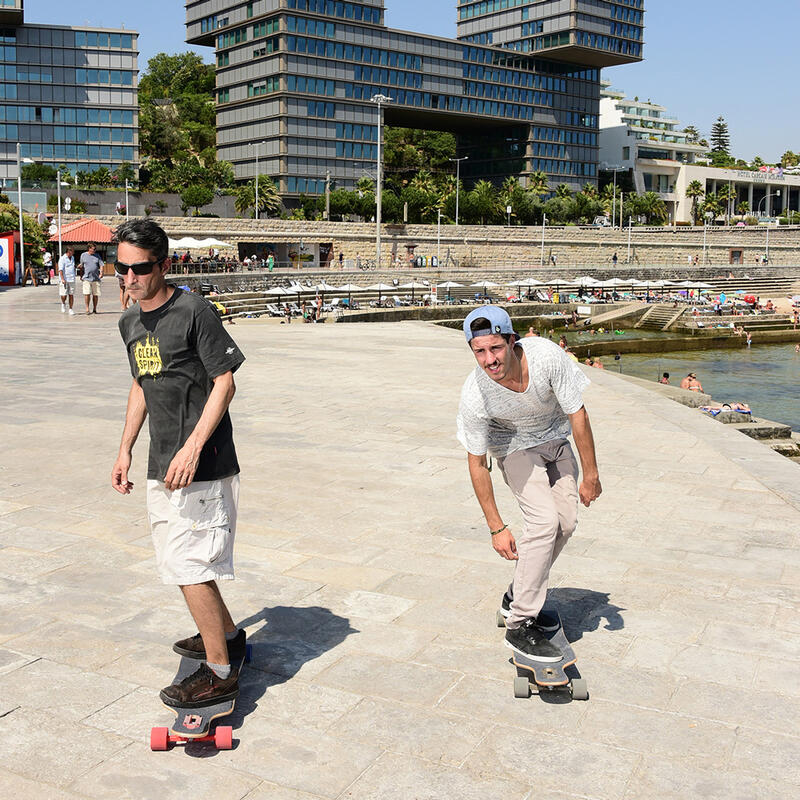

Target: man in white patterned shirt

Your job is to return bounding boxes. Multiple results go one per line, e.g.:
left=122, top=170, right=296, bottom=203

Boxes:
left=457, top=306, right=602, bottom=662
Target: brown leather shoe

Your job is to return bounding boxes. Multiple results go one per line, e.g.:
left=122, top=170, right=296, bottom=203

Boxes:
left=173, top=629, right=246, bottom=661
left=160, top=662, right=239, bottom=708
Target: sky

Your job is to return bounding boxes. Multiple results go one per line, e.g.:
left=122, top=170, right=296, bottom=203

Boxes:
left=26, top=1, right=799, bottom=162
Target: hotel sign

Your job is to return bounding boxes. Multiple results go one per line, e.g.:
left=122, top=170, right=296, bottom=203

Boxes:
left=735, top=170, right=785, bottom=182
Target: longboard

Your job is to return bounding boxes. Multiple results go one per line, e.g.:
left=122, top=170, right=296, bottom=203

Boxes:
left=496, top=606, right=588, bottom=700
left=150, top=647, right=250, bottom=751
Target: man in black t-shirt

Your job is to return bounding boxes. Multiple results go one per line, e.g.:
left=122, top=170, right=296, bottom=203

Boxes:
left=111, top=219, right=247, bottom=708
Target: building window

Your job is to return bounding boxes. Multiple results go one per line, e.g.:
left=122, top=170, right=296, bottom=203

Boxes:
left=247, top=3, right=254, bottom=19
left=622, top=146, right=630, bottom=160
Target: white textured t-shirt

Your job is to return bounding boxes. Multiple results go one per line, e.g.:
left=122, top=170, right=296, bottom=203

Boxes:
left=456, top=337, right=590, bottom=457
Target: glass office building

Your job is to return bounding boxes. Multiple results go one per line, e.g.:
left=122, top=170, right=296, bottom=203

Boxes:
left=0, top=2, right=138, bottom=183
left=185, top=0, right=643, bottom=199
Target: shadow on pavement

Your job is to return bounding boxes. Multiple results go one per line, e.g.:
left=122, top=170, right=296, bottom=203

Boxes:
left=184, top=605, right=357, bottom=757
left=548, top=587, right=625, bottom=642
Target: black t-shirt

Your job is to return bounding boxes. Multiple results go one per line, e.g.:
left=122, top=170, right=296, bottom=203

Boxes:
left=118, top=288, right=245, bottom=482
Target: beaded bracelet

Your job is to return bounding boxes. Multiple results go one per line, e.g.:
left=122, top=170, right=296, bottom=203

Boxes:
left=490, top=524, right=507, bottom=536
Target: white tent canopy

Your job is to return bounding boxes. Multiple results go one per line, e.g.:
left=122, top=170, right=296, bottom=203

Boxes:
left=168, top=236, right=232, bottom=249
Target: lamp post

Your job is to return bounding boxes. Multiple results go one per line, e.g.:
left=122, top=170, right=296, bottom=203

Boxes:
left=252, top=140, right=265, bottom=220
left=602, top=163, right=624, bottom=229
left=540, top=213, right=547, bottom=266
left=757, top=189, right=780, bottom=218
left=56, top=169, right=68, bottom=259
left=124, top=178, right=129, bottom=220
left=449, top=155, right=468, bottom=226
left=627, top=215, right=632, bottom=263
left=370, top=94, right=391, bottom=269
left=15, top=144, right=34, bottom=284
left=757, top=190, right=781, bottom=262
left=437, top=208, right=442, bottom=264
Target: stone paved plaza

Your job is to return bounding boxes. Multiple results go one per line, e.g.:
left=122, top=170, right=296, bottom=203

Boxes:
left=1, top=285, right=799, bottom=799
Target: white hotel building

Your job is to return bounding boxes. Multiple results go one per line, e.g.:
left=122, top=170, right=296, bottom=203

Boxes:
left=599, top=82, right=800, bottom=224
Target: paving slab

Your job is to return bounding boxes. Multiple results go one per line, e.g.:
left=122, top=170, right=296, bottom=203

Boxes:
left=1, top=287, right=799, bottom=798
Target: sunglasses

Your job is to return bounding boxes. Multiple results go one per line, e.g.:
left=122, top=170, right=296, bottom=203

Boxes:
left=114, top=258, right=163, bottom=276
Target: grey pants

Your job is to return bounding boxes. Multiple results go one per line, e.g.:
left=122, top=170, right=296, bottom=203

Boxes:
left=497, top=438, right=579, bottom=629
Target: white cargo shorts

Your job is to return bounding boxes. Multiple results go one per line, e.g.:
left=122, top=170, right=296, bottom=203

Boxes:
left=146, top=475, right=239, bottom=585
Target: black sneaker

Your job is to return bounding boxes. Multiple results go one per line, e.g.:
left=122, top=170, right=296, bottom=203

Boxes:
left=160, top=662, right=239, bottom=708
left=173, top=629, right=246, bottom=662
left=500, top=593, right=561, bottom=632
left=504, top=618, right=564, bottom=662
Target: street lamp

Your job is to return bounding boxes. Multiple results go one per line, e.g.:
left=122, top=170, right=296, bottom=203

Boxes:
left=437, top=208, right=442, bottom=264
left=15, top=144, right=34, bottom=284
left=124, top=178, right=129, bottom=220
left=252, top=140, right=265, bottom=220
left=757, top=189, right=780, bottom=218
left=540, top=213, right=547, bottom=266
left=602, top=163, right=624, bottom=229
left=56, top=169, right=70, bottom=259
left=370, top=93, right=391, bottom=270
left=449, top=156, right=468, bottom=226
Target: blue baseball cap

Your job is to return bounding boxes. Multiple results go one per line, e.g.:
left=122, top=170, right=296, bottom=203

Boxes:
left=463, top=306, right=514, bottom=343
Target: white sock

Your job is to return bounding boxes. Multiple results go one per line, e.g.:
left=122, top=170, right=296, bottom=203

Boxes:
left=225, top=628, right=239, bottom=641
left=207, top=661, right=231, bottom=679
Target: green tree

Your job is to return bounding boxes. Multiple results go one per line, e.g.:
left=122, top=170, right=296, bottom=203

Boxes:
left=736, top=200, right=750, bottom=217
left=781, top=150, right=799, bottom=168
left=138, top=52, right=217, bottom=190
left=682, top=125, right=700, bottom=143
left=383, top=127, right=456, bottom=194
left=685, top=179, right=705, bottom=225
left=234, top=175, right=281, bottom=217
left=527, top=171, right=549, bottom=197
left=636, top=192, right=668, bottom=225
left=717, top=183, right=736, bottom=223
left=555, top=183, right=572, bottom=199
left=710, top=116, right=730, bottom=155
left=180, top=184, right=214, bottom=215
left=469, top=180, right=500, bottom=224
left=21, top=163, right=57, bottom=183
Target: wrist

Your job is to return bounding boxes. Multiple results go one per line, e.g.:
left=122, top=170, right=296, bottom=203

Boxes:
left=489, top=523, right=507, bottom=536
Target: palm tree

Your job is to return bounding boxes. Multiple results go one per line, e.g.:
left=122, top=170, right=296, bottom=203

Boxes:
left=580, top=183, right=598, bottom=199
left=235, top=174, right=281, bottom=217
left=527, top=171, right=549, bottom=197
left=469, top=180, right=500, bottom=225
left=555, top=183, right=572, bottom=199
left=717, top=183, right=735, bottom=224
left=637, top=192, right=668, bottom=225
left=736, top=200, right=750, bottom=219
left=685, top=180, right=704, bottom=225
left=700, top=192, right=723, bottom=222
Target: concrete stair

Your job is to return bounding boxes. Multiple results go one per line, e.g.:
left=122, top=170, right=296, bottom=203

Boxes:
left=636, top=304, right=685, bottom=330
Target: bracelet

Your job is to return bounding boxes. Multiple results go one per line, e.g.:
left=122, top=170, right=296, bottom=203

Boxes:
left=490, top=524, right=507, bottom=536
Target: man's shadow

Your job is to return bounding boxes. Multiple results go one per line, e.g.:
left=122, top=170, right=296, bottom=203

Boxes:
left=547, top=587, right=625, bottom=642
left=184, top=605, right=357, bottom=756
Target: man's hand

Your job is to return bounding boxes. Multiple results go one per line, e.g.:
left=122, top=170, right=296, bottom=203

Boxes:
left=111, top=452, right=134, bottom=495
left=492, top=527, right=518, bottom=560
left=579, top=475, right=602, bottom=507
left=163, top=441, right=201, bottom=491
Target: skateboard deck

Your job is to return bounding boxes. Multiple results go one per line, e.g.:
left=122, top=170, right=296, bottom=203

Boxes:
left=150, top=647, right=250, bottom=751
left=496, top=606, right=588, bottom=700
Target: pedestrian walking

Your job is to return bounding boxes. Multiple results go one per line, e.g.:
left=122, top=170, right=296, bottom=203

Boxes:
left=58, top=246, right=77, bottom=315
left=80, top=243, right=104, bottom=314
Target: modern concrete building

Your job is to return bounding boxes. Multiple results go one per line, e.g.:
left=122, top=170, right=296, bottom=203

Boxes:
left=599, top=82, right=800, bottom=224
left=0, top=1, right=139, bottom=184
left=185, top=0, right=644, bottom=201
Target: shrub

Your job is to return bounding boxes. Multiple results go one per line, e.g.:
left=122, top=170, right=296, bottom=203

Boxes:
left=744, top=216, right=758, bottom=226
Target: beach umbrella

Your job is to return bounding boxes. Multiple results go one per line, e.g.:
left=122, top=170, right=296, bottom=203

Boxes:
left=572, top=275, right=602, bottom=287
left=265, top=286, right=290, bottom=296
left=401, top=280, right=429, bottom=303
left=313, top=281, right=339, bottom=301
left=470, top=280, right=500, bottom=298
left=366, top=282, right=394, bottom=303
left=437, top=280, right=463, bottom=301
left=337, top=283, right=364, bottom=304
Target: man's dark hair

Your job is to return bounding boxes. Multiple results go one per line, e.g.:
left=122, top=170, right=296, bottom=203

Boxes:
left=469, top=317, right=512, bottom=344
left=115, top=219, right=169, bottom=262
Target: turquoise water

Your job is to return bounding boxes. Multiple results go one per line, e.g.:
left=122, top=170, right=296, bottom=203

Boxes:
left=617, top=344, right=800, bottom=431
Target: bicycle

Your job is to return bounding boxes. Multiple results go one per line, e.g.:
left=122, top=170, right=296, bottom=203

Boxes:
left=358, top=259, right=376, bottom=270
